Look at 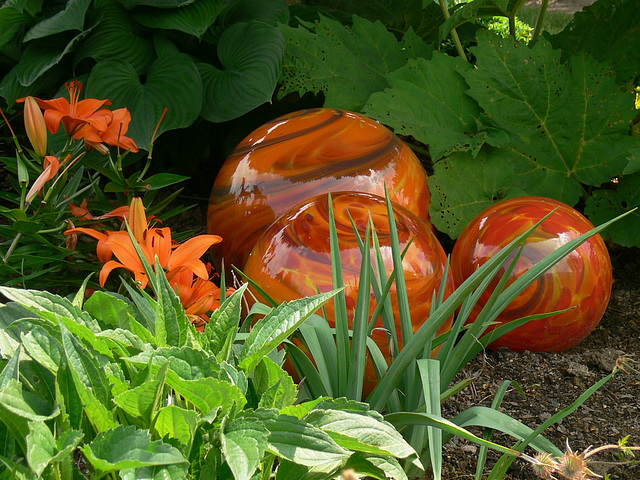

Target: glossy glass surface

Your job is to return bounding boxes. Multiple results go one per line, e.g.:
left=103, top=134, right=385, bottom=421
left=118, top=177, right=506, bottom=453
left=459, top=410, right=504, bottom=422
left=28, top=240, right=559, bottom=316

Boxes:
left=451, top=196, right=612, bottom=352
left=207, top=108, right=432, bottom=275
left=243, top=192, right=453, bottom=394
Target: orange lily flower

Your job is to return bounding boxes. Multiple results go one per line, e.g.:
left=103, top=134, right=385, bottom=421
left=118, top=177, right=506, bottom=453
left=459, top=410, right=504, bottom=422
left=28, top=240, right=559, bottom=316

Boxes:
left=20, top=80, right=113, bottom=136
left=69, top=198, right=129, bottom=222
left=23, top=96, right=47, bottom=157
left=75, top=107, right=139, bottom=153
left=25, top=154, right=72, bottom=204
left=172, top=267, right=225, bottom=330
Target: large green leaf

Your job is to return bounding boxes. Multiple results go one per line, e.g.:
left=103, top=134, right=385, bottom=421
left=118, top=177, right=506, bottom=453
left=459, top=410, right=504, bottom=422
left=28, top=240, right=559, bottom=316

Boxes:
left=86, top=41, right=203, bottom=149
left=0, top=4, right=34, bottom=50
left=119, top=0, right=195, bottom=7
left=220, top=414, right=269, bottom=480
left=198, top=20, right=284, bottom=122
left=74, top=1, right=154, bottom=73
left=113, top=363, right=169, bottom=425
left=82, top=425, right=187, bottom=474
left=547, top=0, right=640, bottom=85
left=217, top=0, right=289, bottom=27
left=278, top=14, right=430, bottom=111
left=363, top=52, right=485, bottom=161
left=168, top=377, right=246, bottom=418
left=154, top=258, right=189, bottom=348
left=132, top=0, right=223, bottom=39
left=23, top=0, right=91, bottom=41
left=124, top=347, right=219, bottom=382
left=428, top=149, right=528, bottom=238
left=463, top=32, right=639, bottom=206
left=26, top=422, right=82, bottom=477
left=254, top=357, right=297, bottom=410
left=203, top=283, right=247, bottom=362
left=153, top=406, right=199, bottom=449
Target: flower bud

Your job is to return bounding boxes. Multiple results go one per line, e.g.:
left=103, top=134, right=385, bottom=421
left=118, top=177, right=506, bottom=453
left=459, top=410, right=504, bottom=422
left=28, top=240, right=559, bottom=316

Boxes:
left=24, top=96, right=47, bottom=157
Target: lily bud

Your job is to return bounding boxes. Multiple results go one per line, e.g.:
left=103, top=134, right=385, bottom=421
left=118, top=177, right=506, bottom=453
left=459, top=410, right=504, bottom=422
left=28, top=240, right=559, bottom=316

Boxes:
left=24, top=96, right=47, bottom=157
left=129, top=197, right=148, bottom=243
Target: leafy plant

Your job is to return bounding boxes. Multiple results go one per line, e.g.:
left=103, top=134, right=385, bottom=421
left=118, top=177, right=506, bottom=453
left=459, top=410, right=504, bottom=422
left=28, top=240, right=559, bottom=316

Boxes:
left=0, top=247, right=422, bottom=478
left=278, top=0, right=640, bottom=246
left=242, top=190, right=632, bottom=479
left=0, top=0, right=289, bottom=149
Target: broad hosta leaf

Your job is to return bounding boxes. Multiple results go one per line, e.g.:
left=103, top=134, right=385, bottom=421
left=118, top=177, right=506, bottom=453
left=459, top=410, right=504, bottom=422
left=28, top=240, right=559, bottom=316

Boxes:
left=0, top=4, right=34, bottom=50
left=82, top=425, right=187, bottom=474
left=464, top=31, right=639, bottom=206
left=278, top=15, right=430, bottom=111
left=238, top=290, right=340, bottom=373
left=26, top=422, right=82, bottom=476
left=119, top=0, right=195, bottom=7
left=153, top=406, right=199, bottom=449
left=198, top=20, right=285, bottom=123
left=74, top=1, right=154, bottom=74
left=132, top=0, right=223, bottom=39
left=258, top=411, right=350, bottom=470
left=86, top=43, right=203, bottom=149
left=429, top=149, right=528, bottom=238
left=204, top=283, right=247, bottom=362
left=547, top=0, right=640, bottom=85
left=220, top=415, right=269, bottom=480
left=23, top=0, right=91, bottom=42
left=585, top=174, right=640, bottom=247
left=364, top=53, right=483, bottom=161
left=304, top=409, right=416, bottom=458
left=217, top=0, right=289, bottom=27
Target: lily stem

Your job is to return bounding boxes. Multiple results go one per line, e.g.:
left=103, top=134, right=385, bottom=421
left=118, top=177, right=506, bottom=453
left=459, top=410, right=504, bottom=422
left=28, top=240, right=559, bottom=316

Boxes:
left=437, top=0, right=468, bottom=62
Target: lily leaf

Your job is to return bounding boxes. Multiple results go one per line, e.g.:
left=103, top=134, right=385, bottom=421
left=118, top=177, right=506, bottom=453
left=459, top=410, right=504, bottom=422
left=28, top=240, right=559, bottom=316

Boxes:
left=198, top=20, right=285, bottom=123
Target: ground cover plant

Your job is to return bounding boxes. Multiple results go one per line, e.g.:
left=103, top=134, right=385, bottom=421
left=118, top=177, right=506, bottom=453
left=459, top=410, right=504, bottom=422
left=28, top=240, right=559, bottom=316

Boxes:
left=1, top=0, right=639, bottom=478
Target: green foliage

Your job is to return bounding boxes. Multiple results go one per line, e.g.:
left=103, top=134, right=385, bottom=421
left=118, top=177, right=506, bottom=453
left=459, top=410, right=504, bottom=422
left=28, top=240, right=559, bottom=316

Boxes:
left=0, top=0, right=289, bottom=149
left=279, top=0, right=640, bottom=245
left=0, top=261, right=419, bottom=478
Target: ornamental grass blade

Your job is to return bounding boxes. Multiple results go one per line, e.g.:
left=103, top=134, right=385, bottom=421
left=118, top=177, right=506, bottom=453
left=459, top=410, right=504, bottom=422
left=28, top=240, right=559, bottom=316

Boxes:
left=238, top=290, right=341, bottom=374
left=296, top=316, right=338, bottom=396
left=417, top=359, right=442, bottom=480
left=283, top=340, right=330, bottom=400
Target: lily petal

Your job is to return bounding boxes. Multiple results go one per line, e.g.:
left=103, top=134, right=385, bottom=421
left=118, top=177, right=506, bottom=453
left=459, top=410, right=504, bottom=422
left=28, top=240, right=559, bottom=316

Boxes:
left=168, top=235, right=222, bottom=272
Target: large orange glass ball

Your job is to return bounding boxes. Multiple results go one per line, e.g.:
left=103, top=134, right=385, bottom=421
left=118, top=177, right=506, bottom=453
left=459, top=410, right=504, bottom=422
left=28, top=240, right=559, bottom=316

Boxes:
left=207, top=108, right=432, bottom=275
left=243, top=192, right=454, bottom=395
left=450, top=196, right=612, bottom=352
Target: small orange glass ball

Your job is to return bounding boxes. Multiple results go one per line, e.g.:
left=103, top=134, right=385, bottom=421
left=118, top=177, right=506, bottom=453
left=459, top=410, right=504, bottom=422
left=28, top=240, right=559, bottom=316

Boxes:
left=243, top=192, right=454, bottom=395
left=207, top=108, right=433, bottom=275
left=450, top=196, right=613, bottom=352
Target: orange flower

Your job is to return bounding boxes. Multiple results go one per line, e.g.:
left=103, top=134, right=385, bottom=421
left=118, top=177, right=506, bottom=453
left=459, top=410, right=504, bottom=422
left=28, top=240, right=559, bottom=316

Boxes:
left=172, top=267, right=226, bottom=331
left=69, top=198, right=129, bottom=222
left=26, top=154, right=71, bottom=204
left=20, top=80, right=112, bottom=136
left=23, top=96, right=47, bottom=157
left=75, top=107, right=139, bottom=153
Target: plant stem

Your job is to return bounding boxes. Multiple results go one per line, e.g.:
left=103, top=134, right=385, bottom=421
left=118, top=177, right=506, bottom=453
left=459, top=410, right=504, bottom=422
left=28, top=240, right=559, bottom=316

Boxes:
left=437, top=0, right=468, bottom=62
left=3, top=233, right=23, bottom=263
left=532, top=0, right=550, bottom=41
left=509, top=14, right=517, bottom=39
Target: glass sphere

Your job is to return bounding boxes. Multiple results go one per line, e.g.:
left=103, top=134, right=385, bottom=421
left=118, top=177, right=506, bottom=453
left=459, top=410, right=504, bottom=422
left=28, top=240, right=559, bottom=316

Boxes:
left=243, top=191, right=453, bottom=395
left=450, top=196, right=612, bottom=352
left=207, top=108, right=432, bottom=275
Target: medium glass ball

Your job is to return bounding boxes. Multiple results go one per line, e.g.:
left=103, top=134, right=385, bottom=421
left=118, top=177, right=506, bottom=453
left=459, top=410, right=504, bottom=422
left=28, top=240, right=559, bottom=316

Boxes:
left=243, top=191, right=453, bottom=395
left=450, top=196, right=612, bottom=352
left=207, top=108, right=432, bottom=275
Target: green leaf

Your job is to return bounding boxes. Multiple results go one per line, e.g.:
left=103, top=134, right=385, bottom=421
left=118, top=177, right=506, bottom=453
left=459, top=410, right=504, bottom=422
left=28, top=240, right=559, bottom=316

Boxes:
left=0, top=5, right=33, bottom=51
left=0, top=347, right=20, bottom=388
left=304, top=409, right=416, bottom=459
left=220, top=414, right=269, bottom=480
left=82, top=425, right=187, bottom=474
left=167, top=377, right=246, bottom=418
left=120, top=463, right=189, bottom=479
left=198, top=20, right=284, bottom=122
left=86, top=43, right=202, bottom=149
left=238, top=290, right=340, bottom=374
left=26, top=422, right=82, bottom=476
left=364, top=53, right=484, bottom=160
left=132, top=0, right=223, bottom=39
left=114, top=363, right=169, bottom=425
left=278, top=15, right=430, bottom=111
left=23, top=0, right=91, bottom=41
left=125, top=347, right=219, bottom=382
left=258, top=411, right=350, bottom=470
left=254, top=357, right=297, bottom=409
left=119, top=0, right=196, bottom=7
left=204, top=283, right=247, bottom=362
left=0, top=379, right=58, bottom=422
left=548, top=0, right=640, bottom=85
left=439, top=0, right=509, bottom=41
left=428, top=149, right=528, bottom=238
left=218, top=0, right=289, bottom=27
left=20, top=327, right=63, bottom=373
left=585, top=175, right=640, bottom=247
left=153, top=257, right=189, bottom=347
left=463, top=31, right=639, bottom=206
left=84, top=291, right=139, bottom=330
left=74, top=1, right=154, bottom=73
left=153, top=406, right=199, bottom=449
left=134, top=173, right=189, bottom=191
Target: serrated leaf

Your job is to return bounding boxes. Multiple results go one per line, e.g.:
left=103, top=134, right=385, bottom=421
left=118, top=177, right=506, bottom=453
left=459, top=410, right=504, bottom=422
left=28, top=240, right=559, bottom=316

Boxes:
left=167, top=377, right=246, bottom=418
left=548, top=0, right=640, bottom=85
left=74, top=1, right=154, bottom=73
left=86, top=43, right=202, bottom=149
left=278, top=15, right=429, bottom=111
left=82, top=425, right=187, bottom=474
left=125, top=347, right=219, bottom=382
left=23, top=0, right=91, bottom=42
left=463, top=32, right=638, bottom=207
left=220, top=415, right=269, bottom=480
left=0, top=347, right=20, bottom=389
left=198, top=20, right=284, bottom=122
left=304, top=409, right=416, bottom=459
left=585, top=175, right=640, bottom=247
left=254, top=357, right=297, bottom=409
left=120, top=463, right=189, bottom=479
left=132, top=0, right=223, bottom=39
left=364, top=53, right=483, bottom=160
left=21, top=327, right=63, bottom=373
left=26, top=422, right=82, bottom=476
left=238, top=290, right=340, bottom=374
left=439, top=0, right=509, bottom=41
left=259, top=411, right=350, bottom=470
left=0, top=379, right=58, bottom=422
left=428, top=149, right=528, bottom=238
left=204, top=283, right=247, bottom=362
left=114, top=363, right=168, bottom=425
left=153, top=258, right=189, bottom=348
left=84, top=291, right=138, bottom=330
left=153, top=406, right=199, bottom=449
